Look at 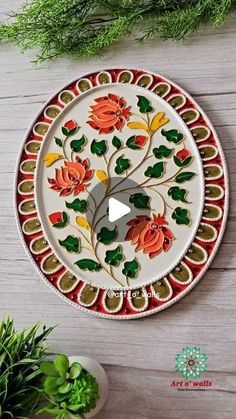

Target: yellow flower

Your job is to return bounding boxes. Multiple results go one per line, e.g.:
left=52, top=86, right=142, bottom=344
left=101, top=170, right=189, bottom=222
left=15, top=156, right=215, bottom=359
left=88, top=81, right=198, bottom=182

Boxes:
left=96, top=169, right=108, bottom=185
left=44, top=153, right=64, bottom=167
left=127, top=121, right=148, bottom=131
left=150, top=112, right=169, bottom=133
left=75, top=216, right=91, bottom=232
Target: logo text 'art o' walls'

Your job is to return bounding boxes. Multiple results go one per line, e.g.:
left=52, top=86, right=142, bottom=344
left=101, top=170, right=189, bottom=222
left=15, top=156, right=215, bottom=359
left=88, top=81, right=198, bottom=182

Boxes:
left=170, top=347, right=213, bottom=391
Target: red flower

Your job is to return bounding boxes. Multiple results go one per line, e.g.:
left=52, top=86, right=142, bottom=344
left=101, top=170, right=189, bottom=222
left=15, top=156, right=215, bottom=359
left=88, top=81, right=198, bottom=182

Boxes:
left=127, top=135, right=148, bottom=149
left=125, top=214, right=175, bottom=258
left=48, top=158, right=93, bottom=196
left=49, top=212, right=64, bottom=224
left=176, top=148, right=191, bottom=163
left=62, top=120, right=78, bottom=136
left=87, top=93, right=131, bottom=134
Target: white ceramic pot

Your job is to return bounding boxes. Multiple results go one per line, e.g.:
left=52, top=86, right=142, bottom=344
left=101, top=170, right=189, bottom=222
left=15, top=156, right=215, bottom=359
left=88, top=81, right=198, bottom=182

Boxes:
left=68, top=356, right=108, bottom=418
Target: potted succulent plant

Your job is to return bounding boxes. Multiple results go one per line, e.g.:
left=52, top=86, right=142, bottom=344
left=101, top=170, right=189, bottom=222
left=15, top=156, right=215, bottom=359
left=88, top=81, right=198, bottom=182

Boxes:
left=39, top=354, right=108, bottom=419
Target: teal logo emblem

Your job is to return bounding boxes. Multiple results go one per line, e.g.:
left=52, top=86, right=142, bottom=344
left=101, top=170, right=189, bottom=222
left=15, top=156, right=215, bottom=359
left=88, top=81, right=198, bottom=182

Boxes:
left=176, top=347, right=207, bottom=379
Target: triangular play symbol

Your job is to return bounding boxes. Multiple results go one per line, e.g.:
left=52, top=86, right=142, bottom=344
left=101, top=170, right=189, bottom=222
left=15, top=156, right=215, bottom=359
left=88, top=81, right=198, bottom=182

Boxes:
left=108, top=198, right=131, bottom=223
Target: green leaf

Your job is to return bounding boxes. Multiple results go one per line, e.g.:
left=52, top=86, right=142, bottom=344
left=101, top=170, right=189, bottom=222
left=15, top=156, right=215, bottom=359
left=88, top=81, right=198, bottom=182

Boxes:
left=55, top=137, right=63, bottom=147
left=172, top=207, right=191, bottom=225
left=70, top=136, right=86, bottom=152
left=58, top=235, right=81, bottom=253
left=53, top=211, right=68, bottom=228
left=174, top=156, right=193, bottom=167
left=122, top=259, right=139, bottom=279
left=44, top=376, right=58, bottom=395
left=168, top=186, right=188, bottom=202
left=175, top=171, right=195, bottom=183
left=97, top=226, right=117, bottom=245
left=153, top=145, right=173, bottom=159
left=54, top=354, right=69, bottom=377
left=161, top=129, right=184, bottom=144
left=69, top=362, right=82, bottom=379
left=137, top=95, right=153, bottom=113
left=62, top=126, right=77, bottom=137
left=91, top=139, right=107, bottom=156
left=75, top=259, right=102, bottom=271
left=58, top=381, right=71, bottom=394
left=112, top=136, right=122, bottom=149
left=126, top=135, right=139, bottom=150
left=40, top=361, right=58, bottom=377
left=105, top=245, right=123, bottom=267
left=129, top=193, right=150, bottom=209
left=65, top=198, right=87, bottom=213
left=144, top=162, right=165, bottom=178
left=115, top=155, right=130, bottom=174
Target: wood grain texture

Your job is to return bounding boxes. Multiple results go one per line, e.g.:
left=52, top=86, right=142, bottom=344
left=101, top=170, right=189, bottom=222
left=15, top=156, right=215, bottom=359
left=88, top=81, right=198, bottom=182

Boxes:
left=0, top=2, right=236, bottom=418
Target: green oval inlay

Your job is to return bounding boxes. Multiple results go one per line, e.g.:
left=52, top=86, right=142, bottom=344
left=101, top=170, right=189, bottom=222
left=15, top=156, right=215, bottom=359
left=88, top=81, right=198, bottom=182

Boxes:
left=137, top=75, right=152, bottom=87
left=19, top=199, right=35, bottom=214
left=119, top=71, right=132, bottom=83
left=197, top=224, right=216, bottom=241
left=43, top=254, right=61, bottom=273
left=181, top=110, right=198, bottom=123
left=191, top=126, right=209, bottom=141
left=152, top=279, right=171, bottom=299
left=19, top=180, right=34, bottom=194
left=131, top=289, right=146, bottom=309
left=34, top=123, right=48, bottom=136
left=60, top=91, right=74, bottom=103
left=203, top=205, right=221, bottom=220
left=78, top=79, right=91, bottom=92
left=24, top=218, right=41, bottom=234
left=46, top=106, right=60, bottom=119
left=200, top=146, right=217, bottom=160
left=21, top=160, right=36, bottom=173
left=205, top=165, right=221, bottom=179
left=26, top=141, right=41, bottom=154
left=80, top=285, right=98, bottom=306
left=206, top=185, right=223, bottom=199
left=105, top=293, right=121, bottom=312
left=171, top=264, right=190, bottom=283
left=153, top=83, right=169, bottom=97
left=59, top=272, right=78, bottom=292
left=187, top=245, right=206, bottom=263
left=169, top=95, right=184, bottom=108
left=31, top=237, right=48, bottom=253
left=98, top=72, right=110, bottom=84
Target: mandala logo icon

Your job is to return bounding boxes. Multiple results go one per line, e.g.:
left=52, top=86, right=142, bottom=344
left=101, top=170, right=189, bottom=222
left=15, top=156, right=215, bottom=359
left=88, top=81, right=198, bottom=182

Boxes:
left=176, top=347, right=207, bottom=379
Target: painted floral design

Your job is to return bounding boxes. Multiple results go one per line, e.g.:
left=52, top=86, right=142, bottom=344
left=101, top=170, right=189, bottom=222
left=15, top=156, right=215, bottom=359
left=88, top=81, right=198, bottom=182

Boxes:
left=125, top=214, right=175, bottom=258
left=48, top=158, right=93, bottom=196
left=87, top=94, right=131, bottom=134
left=44, top=93, right=196, bottom=287
left=176, top=347, right=207, bottom=379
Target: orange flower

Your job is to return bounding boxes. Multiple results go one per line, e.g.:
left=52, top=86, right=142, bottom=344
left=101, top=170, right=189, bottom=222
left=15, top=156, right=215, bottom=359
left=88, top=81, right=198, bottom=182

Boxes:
left=48, top=158, right=93, bottom=196
left=125, top=214, right=175, bottom=258
left=87, top=93, right=131, bottom=134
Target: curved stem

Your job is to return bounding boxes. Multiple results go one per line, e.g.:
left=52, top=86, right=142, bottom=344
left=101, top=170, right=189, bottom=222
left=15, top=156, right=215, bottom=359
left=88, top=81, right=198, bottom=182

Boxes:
left=62, top=136, right=70, bottom=161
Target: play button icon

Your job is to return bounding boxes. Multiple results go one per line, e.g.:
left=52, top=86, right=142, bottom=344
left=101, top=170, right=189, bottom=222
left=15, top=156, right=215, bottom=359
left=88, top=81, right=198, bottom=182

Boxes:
left=108, top=198, right=131, bottom=222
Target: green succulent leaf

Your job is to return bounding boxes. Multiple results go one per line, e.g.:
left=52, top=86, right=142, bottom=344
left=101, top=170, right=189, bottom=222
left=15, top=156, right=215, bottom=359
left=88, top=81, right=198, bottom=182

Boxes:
left=174, top=155, right=193, bottom=167
left=70, top=136, right=86, bottom=152
left=115, top=155, right=130, bottom=174
left=175, top=171, right=195, bottom=183
left=91, top=139, right=107, bottom=156
left=44, top=376, right=59, bottom=395
left=168, top=186, right=188, bottom=202
left=122, top=258, right=139, bottom=278
left=75, top=259, right=102, bottom=271
left=55, top=137, right=63, bottom=147
left=40, top=361, right=58, bottom=377
left=172, top=207, right=191, bottom=225
left=97, top=226, right=117, bottom=245
left=53, top=211, right=68, bottom=228
left=112, top=136, right=122, bottom=149
left=105, top=245, right=123, bottom=267
left=69, top=362, right=82, bottom=379
left=144, top=162, right=165, bottom=178
left=153, top=145, right=173, bottom=159
left=161, top=129, right=184, bottom=144
left=129, top=193, right=150, bottom=209
left=65, top=198, right=87, bottom=213
left=58, top=381, right=71, bottom=394
left=58, top=235, right=81, bottom=253
left=54, top=354, right=69, bottom=377
left=137, top=95, right=153, bottom=113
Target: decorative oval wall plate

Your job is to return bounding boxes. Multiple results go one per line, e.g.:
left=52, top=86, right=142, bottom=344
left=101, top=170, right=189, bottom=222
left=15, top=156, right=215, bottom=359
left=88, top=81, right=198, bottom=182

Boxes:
left=15, top=68, right=229, bottom=319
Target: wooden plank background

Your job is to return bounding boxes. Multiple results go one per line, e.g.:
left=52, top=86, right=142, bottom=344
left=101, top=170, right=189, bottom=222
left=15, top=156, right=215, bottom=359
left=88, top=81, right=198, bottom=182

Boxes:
left=0, top=2, right=235, bottom=418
